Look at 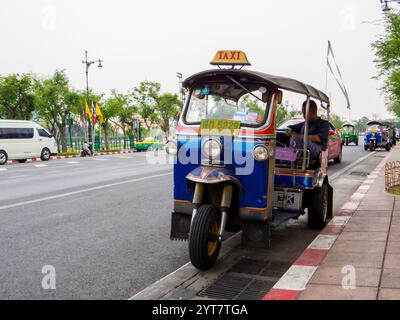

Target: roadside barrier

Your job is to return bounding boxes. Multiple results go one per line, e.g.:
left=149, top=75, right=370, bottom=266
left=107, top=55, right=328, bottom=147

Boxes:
left=385, top=161, right=400, bottom=195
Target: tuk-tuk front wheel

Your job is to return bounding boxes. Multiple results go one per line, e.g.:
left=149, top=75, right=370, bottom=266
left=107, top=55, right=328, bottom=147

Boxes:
left=189, top=205, right=221, bottom=271
left=308, top=184, right=328, bottom=230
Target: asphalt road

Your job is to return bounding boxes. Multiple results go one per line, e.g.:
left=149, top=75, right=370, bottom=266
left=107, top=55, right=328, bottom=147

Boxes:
left=0, top=142, right=380, bottom=299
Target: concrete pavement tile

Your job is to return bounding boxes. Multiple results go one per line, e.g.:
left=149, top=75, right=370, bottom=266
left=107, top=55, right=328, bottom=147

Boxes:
left=381, top=269, right=400, bottom=288
left=349, top=217, right=391, bottom=224
left=383, top=254, right=400, bottom=269
left=353, top=211, right=392, bottom=217
left=340, top=231, right=388, bottom=241
left=387, top=242, right=400, bottom=254
left=378, top=288, right=400, bottom=300
left=357, top=205, right=394, bottom=211
left=299, top=284, right=377, bottom=300
left=330, top=240, right=386, bottom=254
left=389, top=225, right=400, bottom=241
left=344, top=223, right=390, bottom=232
left=360, top=201, right=394, bottom=207
left=310, top=266, right=381, bottom=287
left=322, top=251, right=384, bottom=268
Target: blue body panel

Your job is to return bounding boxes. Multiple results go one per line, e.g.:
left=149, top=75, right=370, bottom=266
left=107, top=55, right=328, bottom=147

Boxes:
left=274, top=174, right=314, bottom=189
left=173, top=136, right=270, bottom=212
left=365, top=132, right=383, bottom=145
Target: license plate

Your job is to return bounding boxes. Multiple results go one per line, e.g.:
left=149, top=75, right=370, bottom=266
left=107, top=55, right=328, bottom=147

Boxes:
left=199, top=119, right=241, bottom=137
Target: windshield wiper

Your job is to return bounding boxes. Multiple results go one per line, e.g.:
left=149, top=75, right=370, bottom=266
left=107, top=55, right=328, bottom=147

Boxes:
left=226, top=75, right=264, bottom=103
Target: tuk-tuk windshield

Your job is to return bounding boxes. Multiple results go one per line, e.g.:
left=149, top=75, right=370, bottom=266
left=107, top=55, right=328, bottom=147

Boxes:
left=367, top=124, right=383, bottom=131
left=343, top=125, right=354, bottom=132
left=184, top=89, right=268, bottom=127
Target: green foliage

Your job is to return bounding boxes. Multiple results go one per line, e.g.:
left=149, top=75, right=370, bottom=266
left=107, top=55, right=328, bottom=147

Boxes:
left=130, top=81, right=160, bottom=130
left=34, top=70, right=81, bottom=152
left=276, top=104, right=302, bottom=126
left=155, top=93, right=181, bottom=137
left=330, top=114, right=344, bottom=129
left=0, top=73, right=36, bottom=120
left=373, top=12, right=400, bottom=118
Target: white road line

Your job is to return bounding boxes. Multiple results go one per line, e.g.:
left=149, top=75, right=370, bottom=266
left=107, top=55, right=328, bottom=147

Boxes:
left=0, top=172, right=172, bottom=211
left=67, top=161, right=79, bottom=164
left=0, top=168, right=7, bottom=172
left=93, top=158, right=109, bottom=161
left=34, top=164, right=48, bottom=168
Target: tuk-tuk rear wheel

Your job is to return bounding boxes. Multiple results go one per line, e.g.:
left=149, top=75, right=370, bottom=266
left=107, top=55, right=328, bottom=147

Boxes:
left=308, top=184, right=328, bottom=230
left=189, top=205, right=221, bottom=271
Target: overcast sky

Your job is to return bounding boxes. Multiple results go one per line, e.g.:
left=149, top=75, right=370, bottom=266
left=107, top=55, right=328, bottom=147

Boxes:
left=0, top=0, right=394, bottom=121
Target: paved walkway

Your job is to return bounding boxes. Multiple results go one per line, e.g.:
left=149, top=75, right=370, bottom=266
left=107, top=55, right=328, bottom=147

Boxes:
left=299, top=146, right=400, bottom=300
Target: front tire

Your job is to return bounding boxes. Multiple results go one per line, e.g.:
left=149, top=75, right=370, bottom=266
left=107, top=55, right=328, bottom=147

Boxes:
left=0, top=150, right=8, bottom=165
left=308, top=184, right=328, bottom=229
left=189, top=205, right=221, bottom=270
left=41, top=148, right=51, bottom=161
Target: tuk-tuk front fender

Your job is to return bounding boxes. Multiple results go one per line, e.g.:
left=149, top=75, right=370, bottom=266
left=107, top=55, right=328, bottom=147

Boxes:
left=186, top=166, right=244, bottom=195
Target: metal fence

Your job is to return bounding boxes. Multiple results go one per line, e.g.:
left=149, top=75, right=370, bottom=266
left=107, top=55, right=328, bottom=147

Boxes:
left=58, top=135, right=136, bottom=153
left=385, top=161, right=400, bottom=195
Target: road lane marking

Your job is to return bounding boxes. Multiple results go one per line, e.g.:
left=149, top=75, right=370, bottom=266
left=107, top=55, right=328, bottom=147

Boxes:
left=67, top=161, right=79, bottom=164
left=0, top=168, right=7, bottom=172
left=93, top=158, right=109, bottom=161
left=0, top=171, right=172, bottom=211
left=34, top=164, right=48, bottom=168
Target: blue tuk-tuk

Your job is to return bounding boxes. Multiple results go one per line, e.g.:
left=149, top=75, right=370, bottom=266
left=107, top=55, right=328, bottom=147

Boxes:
left=364, top=121, right=391, bottom=152
left=167, top=51, right=333, bottom=270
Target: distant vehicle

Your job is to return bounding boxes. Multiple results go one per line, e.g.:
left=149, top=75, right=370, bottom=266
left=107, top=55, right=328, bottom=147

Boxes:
left=133, top=137, right=164, bottom=152
left=364, top=121, right=391, bottom=152
left=0, top=120, right=58, bottom=165
left=341, top=123, right=359, bottom=146
left=277, top=118, right=343, bottom=163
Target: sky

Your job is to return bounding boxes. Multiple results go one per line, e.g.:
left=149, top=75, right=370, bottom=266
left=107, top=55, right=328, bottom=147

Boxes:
left=0, top=0, right=396, bottom=121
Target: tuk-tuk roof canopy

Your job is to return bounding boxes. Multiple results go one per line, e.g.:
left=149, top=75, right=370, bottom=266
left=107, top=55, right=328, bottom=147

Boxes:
left=183, top=69, right=330, bottom=105
left=367, top=121, right=384, bottom=126
left=343, top=123, right=354, bottom=127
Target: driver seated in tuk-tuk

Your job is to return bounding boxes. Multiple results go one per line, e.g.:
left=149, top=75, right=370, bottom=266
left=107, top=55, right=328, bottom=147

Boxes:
left=287, top=99, right=330, bottom=159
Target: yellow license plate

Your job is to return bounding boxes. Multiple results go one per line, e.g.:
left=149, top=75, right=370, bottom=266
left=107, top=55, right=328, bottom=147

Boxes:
left=200, top=119, right=241, bottom=136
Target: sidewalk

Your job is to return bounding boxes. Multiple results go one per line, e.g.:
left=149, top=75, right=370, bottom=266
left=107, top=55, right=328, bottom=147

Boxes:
left=265, top=145, right=400, bottom=300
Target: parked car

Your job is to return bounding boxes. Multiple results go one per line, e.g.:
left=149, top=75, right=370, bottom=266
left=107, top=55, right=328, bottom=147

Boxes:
left=0, top=120, right=58, bottom=165
left=133, top=137, right=164, bottom=152
left=277, top=118, right=342, bottom=163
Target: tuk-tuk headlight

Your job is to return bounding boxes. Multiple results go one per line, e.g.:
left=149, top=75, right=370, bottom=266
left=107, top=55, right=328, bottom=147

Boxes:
left=203, top=139, right=222, bottom=159
left=253, top=145, right=274, bottom=161
left=165, top=140, right=178, bottom=155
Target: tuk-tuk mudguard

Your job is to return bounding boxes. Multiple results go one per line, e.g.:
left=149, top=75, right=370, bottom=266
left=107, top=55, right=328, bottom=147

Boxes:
left=186, top=166, right=244, bottom=194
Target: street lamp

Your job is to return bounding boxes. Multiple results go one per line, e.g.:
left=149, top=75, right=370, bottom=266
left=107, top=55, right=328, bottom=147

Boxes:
left=82, top=50, right=103, bottom=144
left=380, top=0, right=400, bottom=12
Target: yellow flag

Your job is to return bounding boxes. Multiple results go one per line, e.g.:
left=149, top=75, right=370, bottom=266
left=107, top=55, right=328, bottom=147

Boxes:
left=95, top=103, right=104, bottom=125
left=85, top=100, right=92, bottom=122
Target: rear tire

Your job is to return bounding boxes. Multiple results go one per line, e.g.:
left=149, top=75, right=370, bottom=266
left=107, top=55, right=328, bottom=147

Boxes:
left=189, top=205, right=221, bottom=270
left=308, top=184, right=328, bottom=230
left=17, top=159, right=27, bottom=163
left=41, top=148, right=51, bottom=161
left=334, top=148, right=342, bottom=163
left=386, top=143, right=391, bottom=152
left=0, top=150, right=8, bottom=165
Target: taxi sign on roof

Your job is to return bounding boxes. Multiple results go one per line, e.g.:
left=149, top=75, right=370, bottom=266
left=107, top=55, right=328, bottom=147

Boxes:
left=210, top=50, right=251, bottom=66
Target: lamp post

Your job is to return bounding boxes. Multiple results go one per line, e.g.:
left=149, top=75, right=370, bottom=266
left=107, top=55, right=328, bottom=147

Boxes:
left=176, top=72, right=184, bottom=106
left=82, top=50, right=103, bottom=145
left=380, top=0, right=400, bottom=12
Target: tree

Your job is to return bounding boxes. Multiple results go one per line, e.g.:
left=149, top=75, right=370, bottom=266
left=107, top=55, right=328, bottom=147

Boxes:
left=130, top=81, right=160, bottom=130
left=155, top=93, right=181, bottom=139
left=35, top=70, right=81, bottom=152
left=329, top=114, right=344, bottom=129
left=373, top=12, right=400, bottom=118
left=0, top=73, right=36, bottom=120
left=100, top=90, right=126, bottom=149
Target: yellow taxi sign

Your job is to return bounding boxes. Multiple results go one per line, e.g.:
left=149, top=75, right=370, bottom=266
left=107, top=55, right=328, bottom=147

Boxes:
left=210, top=50, right=251, bottom=66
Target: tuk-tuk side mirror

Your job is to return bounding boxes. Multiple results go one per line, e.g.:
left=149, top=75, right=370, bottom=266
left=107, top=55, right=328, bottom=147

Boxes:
left=276, top=90, right=283, bottom=105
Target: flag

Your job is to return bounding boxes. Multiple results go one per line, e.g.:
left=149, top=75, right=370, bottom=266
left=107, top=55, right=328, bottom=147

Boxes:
left=95, top=103, right=104, bottom=125
left=85, top=100, right=92, bottom=122
left=91, top=101, right=97, bottom=125
left=326, top=40, right=351, bottom=109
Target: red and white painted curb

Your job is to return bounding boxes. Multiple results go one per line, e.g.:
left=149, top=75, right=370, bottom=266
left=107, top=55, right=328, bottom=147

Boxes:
left=6, top=150, right=136, bottom=165
left=262, top=153, right=390, bottom=300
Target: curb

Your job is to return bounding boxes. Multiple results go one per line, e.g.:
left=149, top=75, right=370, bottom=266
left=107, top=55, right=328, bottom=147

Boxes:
left=6, top=150, right=137, bottom=165
left=263, top=151, right=391, bottom=300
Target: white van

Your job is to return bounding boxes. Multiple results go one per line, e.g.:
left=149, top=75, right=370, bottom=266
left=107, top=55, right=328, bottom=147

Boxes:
left=0, top=120, right=58, bottom=165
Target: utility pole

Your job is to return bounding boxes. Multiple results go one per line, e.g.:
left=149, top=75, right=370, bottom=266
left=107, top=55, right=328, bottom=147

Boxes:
left=82, top=50, right=103, bottom=146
